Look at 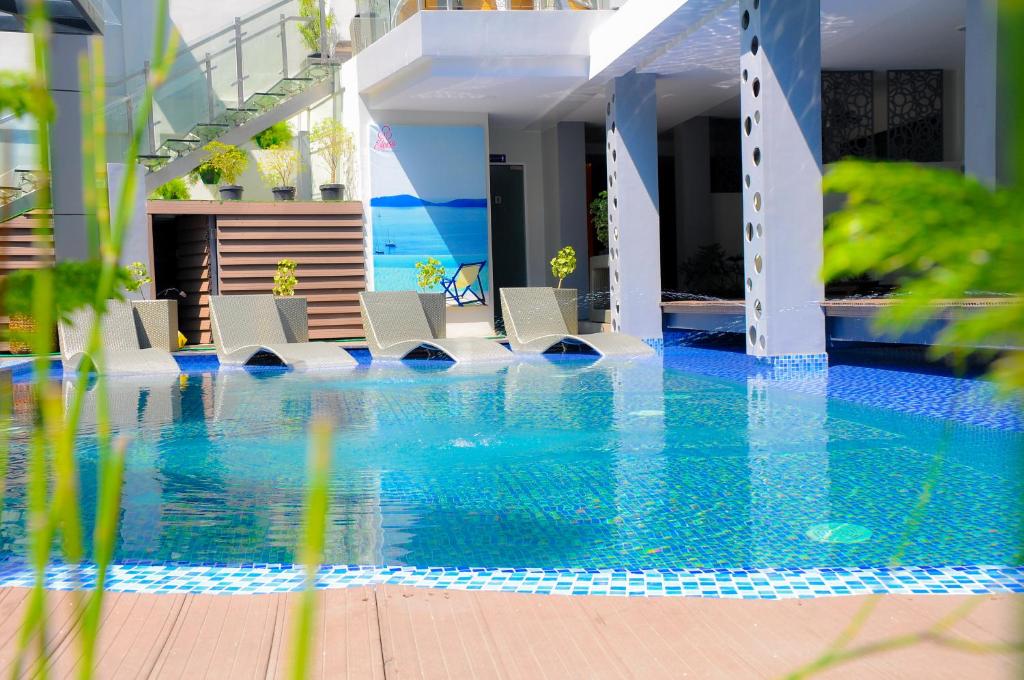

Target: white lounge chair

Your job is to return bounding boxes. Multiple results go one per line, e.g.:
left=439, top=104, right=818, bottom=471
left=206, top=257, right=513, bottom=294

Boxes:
left=359, top=291, right=512, bottom=363
left=500, top=287, right=655, bottom=357
left=58, top=300, right=180, bottom=375
left=209, top=294, right=357, bottom=370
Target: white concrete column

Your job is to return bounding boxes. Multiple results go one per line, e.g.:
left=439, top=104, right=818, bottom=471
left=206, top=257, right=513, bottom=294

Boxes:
left=964, top=0, right=1001, bottom=186
left=606, top=71, right=662, bottom=346
left=50, top=34, right=92, bottom=261
left=740, top=0, right=825, bottom=364
left=107, top=163, right=153, bottom=299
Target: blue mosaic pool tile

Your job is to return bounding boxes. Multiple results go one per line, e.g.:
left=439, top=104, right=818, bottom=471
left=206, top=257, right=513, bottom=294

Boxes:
left=1, top=561, right=1022, bottom=599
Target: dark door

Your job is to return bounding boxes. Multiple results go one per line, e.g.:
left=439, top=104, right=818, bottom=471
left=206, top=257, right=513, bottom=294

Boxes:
left=490, top=164, right=526, bottom=330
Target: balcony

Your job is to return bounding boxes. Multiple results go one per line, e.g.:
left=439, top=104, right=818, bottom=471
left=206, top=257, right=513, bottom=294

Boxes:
left=351, top=0, right=612, bottom=54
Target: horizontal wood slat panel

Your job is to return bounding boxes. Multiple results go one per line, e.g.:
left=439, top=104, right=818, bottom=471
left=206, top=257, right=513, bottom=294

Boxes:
left=215, top=205, right=366, bottom=342
left=174, top=215, right=211, bottom=345
left=0, top=213, right=54, bottom=352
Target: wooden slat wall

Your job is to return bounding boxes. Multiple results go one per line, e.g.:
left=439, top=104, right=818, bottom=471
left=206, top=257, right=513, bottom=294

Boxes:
left=175, top=215, right=211, bottom=344
left=0, top=213, right=54, bottom=352
left=215, top=205, right=365, bottom=340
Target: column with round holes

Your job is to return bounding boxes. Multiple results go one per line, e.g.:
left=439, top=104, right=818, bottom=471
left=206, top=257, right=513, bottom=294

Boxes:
left=605, top=71, right=663, bottom=347
left=740, top=0, right=826, bottom=367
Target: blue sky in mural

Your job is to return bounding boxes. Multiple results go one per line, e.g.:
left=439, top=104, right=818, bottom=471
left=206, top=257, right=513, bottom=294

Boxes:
left=370, top=125, right=489, bottom=293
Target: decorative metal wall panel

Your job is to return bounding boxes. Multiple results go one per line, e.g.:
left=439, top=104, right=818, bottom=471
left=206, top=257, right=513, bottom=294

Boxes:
left=887, top=70, right=944, bottom=162
left=821, top=71, right=875, bottom=163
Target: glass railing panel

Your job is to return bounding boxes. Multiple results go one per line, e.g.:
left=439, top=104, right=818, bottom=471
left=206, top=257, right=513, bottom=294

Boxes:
left=0, top=115, right=42, bottom=211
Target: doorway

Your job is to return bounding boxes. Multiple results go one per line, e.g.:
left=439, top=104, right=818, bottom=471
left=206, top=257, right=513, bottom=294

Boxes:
left=489, top=164, right=527, bottom=331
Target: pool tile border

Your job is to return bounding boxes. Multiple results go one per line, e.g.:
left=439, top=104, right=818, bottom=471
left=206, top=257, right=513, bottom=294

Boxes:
left=0, top=562, right=1021, bottom=599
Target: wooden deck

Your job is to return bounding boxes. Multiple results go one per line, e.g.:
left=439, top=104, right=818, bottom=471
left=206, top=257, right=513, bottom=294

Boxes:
left=0, top=587, right=1019, bottom=679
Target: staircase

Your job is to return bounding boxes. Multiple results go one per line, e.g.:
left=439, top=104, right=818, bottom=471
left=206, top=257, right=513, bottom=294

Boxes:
left=143, top=60, right=335, bottom=192
left=0, top=0, right=340, bottom=215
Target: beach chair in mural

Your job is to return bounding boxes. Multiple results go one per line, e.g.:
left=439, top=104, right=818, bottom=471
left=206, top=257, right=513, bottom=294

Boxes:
left=359, top=291, right=512, bottom=363
left=58, top=300, right=181, bottom=375
left=441, top=261, right=487, bottom=306
left=209, top=294, right=357, bottom=370
left=500, top=287, right=655, bottom=358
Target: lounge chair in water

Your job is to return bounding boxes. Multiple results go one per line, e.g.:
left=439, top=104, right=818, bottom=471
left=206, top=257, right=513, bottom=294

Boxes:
left=359, top=290, right=512, bottom=363
left=441, top=261, right=487, bottom=306
left=58, top=299, right=181, bottom=375
left=209, top=294, right=357, bottom=370
left=499, top=287, right=655, bottom=358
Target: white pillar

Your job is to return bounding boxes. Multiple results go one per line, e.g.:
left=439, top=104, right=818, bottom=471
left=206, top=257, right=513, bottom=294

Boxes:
left=740, top=0, right=825, bottom=365
left=606, top=71, right=662, bottom=346
left=50, top=34, right=91, bottom=261
left=965, top=0, right=1001, bottom=186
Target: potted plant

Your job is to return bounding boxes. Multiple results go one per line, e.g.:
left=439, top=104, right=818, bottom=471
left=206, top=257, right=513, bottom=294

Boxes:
left=203, top=140, right=248, bottom=200
left=253, top=121, right=294, bottom=150
left=150, top=177, right=190, bottom=200
left=257, top=148, right=299, bottom=201
left=124, top=261, right=179, bottom=352
left=414, top=257, right=447, bottom=339
left=550, top=245, right=579, bottom=334
left=299, top=0, right=335, bottom=59
left=272, top=258, right=308, bottom=342
left=310, top=118, right=354, bottom=201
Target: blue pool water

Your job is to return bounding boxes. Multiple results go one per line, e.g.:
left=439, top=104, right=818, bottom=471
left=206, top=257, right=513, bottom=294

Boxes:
left=1, top=340, right=1022, bottom=581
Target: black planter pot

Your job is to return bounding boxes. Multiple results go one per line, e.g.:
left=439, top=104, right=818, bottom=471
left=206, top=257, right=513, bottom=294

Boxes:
left=319, top=183, right=345, bottom=201
left=219, top=185, right=243, bottom=201
left=272, top=186, right=297, bottom=201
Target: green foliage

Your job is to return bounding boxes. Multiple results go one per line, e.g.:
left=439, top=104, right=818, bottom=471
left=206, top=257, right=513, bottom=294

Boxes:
left=0, top=71, right=47, bottom=119
left=124, top=261, right=152, bottom=295
left=2, top=261, right=132, bottom=321
left=273, top=258, right=299, bottom=296
left=256, top=148, right=299, bottom=188
left=589, top=190, right=608, bottom=247
left=289, top=419, right=332, bottom=680
left=191, top=163, right=221, bottom=185
left=550, top=245, right=577, bottom=289
left=150, top=177, right=190, bottom=200
left=414, top=257, right=446, bottom=291
left=310, top=118, right=354, bottom=185
left=252, top=121, right=294, bottom=150
left=822, top=160, right=1024, bottom=392
left=679, top=243, right=744, bottom=298
left=201, top=140, right=247, bottom=186
left=298, top=0, right=336, bottom=55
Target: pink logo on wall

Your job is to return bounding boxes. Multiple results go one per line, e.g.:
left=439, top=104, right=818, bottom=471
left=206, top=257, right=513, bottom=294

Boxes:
left=373, top=125, right=396, bottom=151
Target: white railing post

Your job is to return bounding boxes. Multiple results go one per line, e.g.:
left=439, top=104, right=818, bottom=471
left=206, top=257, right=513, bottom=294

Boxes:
left=318, top=0, right=329, bottom=58
left=143, top=60, right=156, bottom=154
left=280, top=14, right=289, bottom=77
left=234, top=17, right=244, bottom=109
left=204, top=52, right=215, bottom=122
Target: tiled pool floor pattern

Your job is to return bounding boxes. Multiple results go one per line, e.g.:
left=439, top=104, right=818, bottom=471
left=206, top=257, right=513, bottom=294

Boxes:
left=1, top=341, right=1022, bottom=598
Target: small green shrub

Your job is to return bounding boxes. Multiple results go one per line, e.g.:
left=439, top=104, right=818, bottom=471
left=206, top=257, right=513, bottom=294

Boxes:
left=124, top=261, right=152, bottom=296
left=202, top=141, right=248, bottom=186
left=191, top=163, right=221, bottom=185
left=589, top=191, right=608, bottom=247
left=550, top=245, right=577, bottom=289
left=273, top=258, right=298, bottom=297
left=150, top=177, right=190, bottom=200
left=415, top=257, right=446, bottom=291
left=253, top=121, right=294, bottom=150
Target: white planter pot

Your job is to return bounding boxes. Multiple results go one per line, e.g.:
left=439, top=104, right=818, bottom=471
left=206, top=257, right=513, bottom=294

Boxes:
left=275, top=296, right=309, bottom=343
left=131, top=299, right=178, bottom=352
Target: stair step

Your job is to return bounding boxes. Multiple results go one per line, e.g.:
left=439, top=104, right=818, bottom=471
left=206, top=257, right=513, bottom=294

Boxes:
left=138, top=154, right=172, bottom=170
left=246, top=91, right=287, bottom=112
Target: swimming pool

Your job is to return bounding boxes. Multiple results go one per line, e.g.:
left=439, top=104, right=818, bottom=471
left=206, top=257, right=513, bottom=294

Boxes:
left=1, top=338, right=1022, bottom=598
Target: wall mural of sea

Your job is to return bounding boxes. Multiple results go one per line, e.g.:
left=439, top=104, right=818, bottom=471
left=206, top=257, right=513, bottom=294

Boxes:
left=371, top=197, right=490, bottom=293
left=369, top=124, right=489, bottom=293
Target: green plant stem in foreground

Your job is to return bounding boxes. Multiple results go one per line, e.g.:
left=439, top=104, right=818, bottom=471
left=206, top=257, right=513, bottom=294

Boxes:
left=290, top=419, right=333, bottom=680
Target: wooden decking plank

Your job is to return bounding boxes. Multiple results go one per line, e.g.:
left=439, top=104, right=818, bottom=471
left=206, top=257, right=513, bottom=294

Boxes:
left=473, top=591, right=549, bottom=680
left=319, top=588, right=385, bottom=680
left=203, top=593, right=274, bottom=678
left=147, top=593, right=212, bottom=678
left=377, top=586, right=448, bottom=679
